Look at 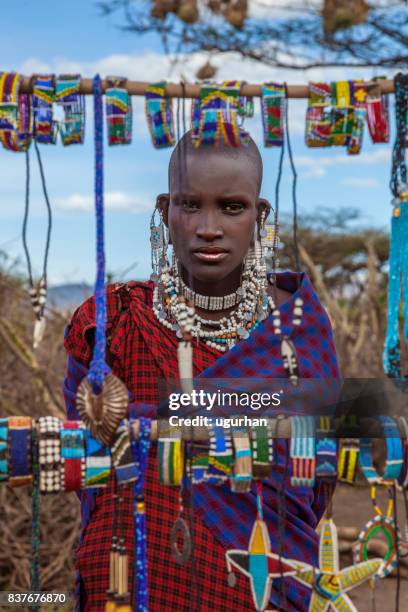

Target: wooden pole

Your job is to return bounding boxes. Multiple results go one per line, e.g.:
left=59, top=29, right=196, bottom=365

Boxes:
left=19, top=76, right=395, bottom=98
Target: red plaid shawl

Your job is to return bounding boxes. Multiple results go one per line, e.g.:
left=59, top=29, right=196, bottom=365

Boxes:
left=64, top=273, right=340, bottom=611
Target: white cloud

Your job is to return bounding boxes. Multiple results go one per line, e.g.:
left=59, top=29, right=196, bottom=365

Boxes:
left=56, top=191, right=152, bottom=213
left=342, top=177, right=380, bottom=188
left=295, top=147, right=390, bottom=178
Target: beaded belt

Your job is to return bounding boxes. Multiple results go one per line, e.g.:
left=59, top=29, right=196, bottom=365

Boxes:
left=60, top=421, right=86, bottom=491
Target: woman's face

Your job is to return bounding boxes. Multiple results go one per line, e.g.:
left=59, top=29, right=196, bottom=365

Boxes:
left=159, top=149, right=267, bottom=290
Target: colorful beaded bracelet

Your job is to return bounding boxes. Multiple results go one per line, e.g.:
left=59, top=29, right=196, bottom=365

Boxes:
left=192, top=82, right=241, bottom=148
left=145, top=82, right=175, bottom=148
left=111, top=420, right=139, bottom=485
left=32, top=74, right=57, bottom=144
left=84, top=429, right=111, bottom=488
left=0, top=72, right=32, bottom=152
left=105, top=80, right=132, bottom=145
left=315, top=416, right=337, bottom=481
left=157, top=424, right=184, bottom=486
left=261, top=82, right=285, bottom=147
left=60, top=421, right=86, bottom=492
left=55, top=74, right=85, bottom=145
left=250, top=422, right=273, bottom=480
left=0, top=417, right=9, bottom=482
left=8, top=416, right=32, bottom=487
left=205, top=421, right=233, bottom=485
left=38, top=416, right=61, bottom=494
left=290, top=416, right=316, bottom=487
left=230, top=425, right=252, bottom=493
left=338, top=438, right=360, bottom=483
left=359, top=415, right=403, bottom=484
left=366, top=81, right=389, bottom=144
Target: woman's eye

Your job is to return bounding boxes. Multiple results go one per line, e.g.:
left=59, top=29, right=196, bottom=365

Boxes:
left=223, top=202, right=245, bottom=212
left=182, top=200, right=199, bottom=210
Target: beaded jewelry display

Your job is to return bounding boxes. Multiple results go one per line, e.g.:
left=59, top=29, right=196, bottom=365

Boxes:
left=293, top=518, right=382, bottom=611
left=55, top=74, right=85, bottom=145
left=290, top=416, right=316, bottom=487
left=76, top=75, right=129, bottom=445
left=383, top=72, right=408, bottom=382
left=230, top=426, right=253, bottom=493
left=0, top=418, right=8, bottom=482
left=32, top=75, right=57, bottom=144
left=226, top=482, right=297, bottom=611
left=60, top=421, right=86, bottom=492
left=261, top=82, right=285, bottom=147
left=0, top=71, right=32, bottom=152
left=38, top=416, right=61, bottom=494
left=205, top=421, right=233, bottom=485
left=359, top=415, right=403, bottom=484
left=8, top=416, right=32, bottom=487
left=145, top=82, right=175, bottom=148
left=105, top=79, right=132, bottom=145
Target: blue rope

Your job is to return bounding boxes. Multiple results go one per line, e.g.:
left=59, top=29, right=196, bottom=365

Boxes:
left=130, top=417, right=152, bottom=612
left=88, top=74, right=110, bottom=391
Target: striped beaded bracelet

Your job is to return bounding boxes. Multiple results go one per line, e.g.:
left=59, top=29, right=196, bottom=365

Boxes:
left=205, top=421, right=233, bottom=485
left=8, top=416, right=32, bottom=487
left=250, top=422, right=273, bottom=480
left=359, top=415, right=403, bottom=484
left=0, top=418, right=9, bottom=482
left=145, top=82, right=175, bottom=149
left=338, top=438, right=360, bottom=483
left=60, top=421, right=86, bottom=492
left=38, top=416, right=61, bottom=494
left=290, top=416, right=316, bottom=487
left=158, top=424, right=184, bottom=486
left=230, top=425, right=252, bottom=493
left=315, top=416, right=337, bottom=481
left=111, top=420, right=139, bottom=485
left=84, top=429, right=111, bottom=488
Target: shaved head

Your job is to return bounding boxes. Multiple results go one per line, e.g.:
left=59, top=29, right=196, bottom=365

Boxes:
left=169, top=130, right=263, bottom=195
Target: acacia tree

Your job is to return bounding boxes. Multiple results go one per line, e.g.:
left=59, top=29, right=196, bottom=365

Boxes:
left=99, top=0, right=408, bottom=70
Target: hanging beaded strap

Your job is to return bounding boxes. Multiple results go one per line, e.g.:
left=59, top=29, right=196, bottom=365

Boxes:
left=0, top=417, right=9, bottom=482
left=0, top=71, right=32, bottom=151
left=84, top=429, right=111, bottom=488
left=55, top=74, right=85, bottom=145
left=347, top=80, right=368, bottom=155
left=111, top=420, right=139, bottom=485
left=130, top=416, right=152, bottom=611
left=338, top=438, right=360, bottom=483
left=38, top=416, right=61, bottom=494
left=290, top=416, right=316, bottom=487
left=8, top=416, right=33, bottom=487
left=330, top=80, right=355, bottom=147
left=250, top=422, right=273, bottom=480
left=157, top=423, right=184, bottom=486
left=145, top=82, right=175, bottom=148
left=305, top=82, right=332, bottom=147
left=384, top=73, right=408, bottom=382
left=261, top=82, right=286, bottom=147
left=315, top=416, right=337, bottom=481
left=60, top=421, right=86, bottom=492
left=366, top=80, right=390, bottom=144
left=105, top=78, right=132, bottom=145
left=230, top=425, right=252, bottom=493
left=397, top=416, right=408, bottom=488
left=205, top=420, right=233, bottom=485
left=32, top=74, right=57, bottom=144
left=353, top=485, right=401, bottom=579
left=76, top=75, right=128, bottom=446
left=359, top=415, right=403, bottom=484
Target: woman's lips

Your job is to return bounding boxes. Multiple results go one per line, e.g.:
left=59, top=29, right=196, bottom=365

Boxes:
left=193, top=250, right=229, bottom=263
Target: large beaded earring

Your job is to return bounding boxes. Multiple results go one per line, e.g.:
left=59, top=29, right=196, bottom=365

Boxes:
left=150, top=206, right=169, bottom=282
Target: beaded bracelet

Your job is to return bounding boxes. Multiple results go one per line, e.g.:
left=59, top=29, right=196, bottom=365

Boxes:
left=38, top=416, right=61, bottom=494
left=250, top=423, right=273, bottom=479
left=305, top=83, right=332, bottom=147
left=105, top=80, right=132, bottom=146
left=8, top=416, right=32, bottom=487
left=315, top=416, right=337, bottom=481
left=397, top=416, right=408, bottom=488
left=145, top=82, right=175, bottom=149
left=55, top=74, right=85, bottom=145
left=84, top=429, right=111, bottom=488
left=230, top=426, right=252, bottom=493
left=157, top=424, right=184, bottom=486
left=192, top=83, right=241, bottom=148
left=0, top=72, right=31, bottom=151
left=60, top=421, right=86, bottom=492
left=261, top=82, right=285, bottom=147
left=111, top=420, right=139, bottom=485
left=190, top=451, right=209, bottom=484
left=338, top=438, right=360, bottom=483
left=290, top=416, right=316, bottom=487
left=32, top=74, right=57, bottom=144
left=347, top=81, right=367, bottom=155
left=366, top=82, right=389, bottom=144
left=205, top=421, right=233, bottom=485
left=359, top=415, right=403, bottom=484
left=0, top=418, right=9, bottom=482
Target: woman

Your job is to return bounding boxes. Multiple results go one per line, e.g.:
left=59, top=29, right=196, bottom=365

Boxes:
left=64, top=132, right=340, bottom=611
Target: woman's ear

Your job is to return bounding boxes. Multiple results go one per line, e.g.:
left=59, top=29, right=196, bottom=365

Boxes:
left=156, top=193, right=170, bottom=226
left=257, top=198, right=272, bottom=226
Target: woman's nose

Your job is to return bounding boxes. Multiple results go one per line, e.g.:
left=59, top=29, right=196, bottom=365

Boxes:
left=195, top=212, right=223, bottom=241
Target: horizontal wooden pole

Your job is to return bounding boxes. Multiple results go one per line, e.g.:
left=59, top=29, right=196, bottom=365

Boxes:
left=19, top=76, right=395, bottom=98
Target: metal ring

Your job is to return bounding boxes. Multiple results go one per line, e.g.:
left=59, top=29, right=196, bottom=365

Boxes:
left=170, top=517, right=192, bottom=565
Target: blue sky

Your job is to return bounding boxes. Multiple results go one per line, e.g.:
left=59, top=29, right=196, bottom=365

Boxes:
left=0, top=1, right=395, bottom=285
